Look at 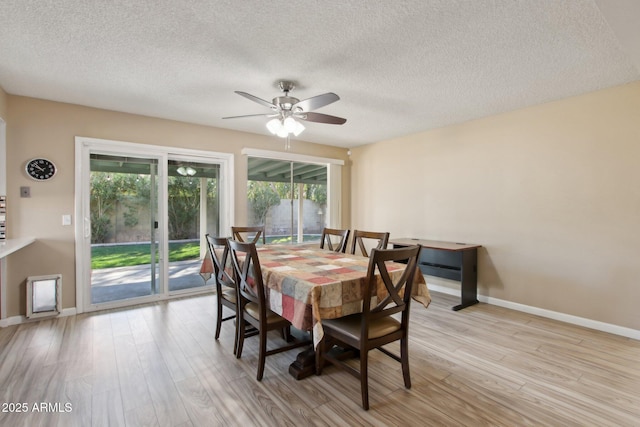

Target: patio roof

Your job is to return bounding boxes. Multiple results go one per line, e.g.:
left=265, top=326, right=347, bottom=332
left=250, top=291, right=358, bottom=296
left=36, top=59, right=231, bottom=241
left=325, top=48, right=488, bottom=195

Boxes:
left=89, top=154, right=328, bottom=184
left=247, top=157, right=327, bottom=185
left=90, top=154, right=220, bottom=178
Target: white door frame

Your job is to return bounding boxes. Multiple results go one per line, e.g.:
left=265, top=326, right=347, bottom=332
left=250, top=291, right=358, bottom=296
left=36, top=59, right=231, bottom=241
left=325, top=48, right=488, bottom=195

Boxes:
left=74, top=136, right=234, bottom=313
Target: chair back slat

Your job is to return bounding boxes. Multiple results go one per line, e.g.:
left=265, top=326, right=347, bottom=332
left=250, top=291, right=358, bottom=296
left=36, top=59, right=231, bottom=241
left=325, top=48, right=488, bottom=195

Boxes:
left=362, top=245, right=421, bottom=321
left=232, top=226, right=266, bottom=244
left=205, top=235, right=234, bottom=288
left=350, top=230, right=390, bottom=257
left=228, top=240, right=265, bottom=315
left=320, top=228, right=350, bottom=253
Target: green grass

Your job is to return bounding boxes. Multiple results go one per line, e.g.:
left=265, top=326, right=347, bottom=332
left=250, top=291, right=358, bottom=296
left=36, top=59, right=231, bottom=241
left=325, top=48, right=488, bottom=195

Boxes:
left=91, top=242, right=200, bottom=269
left=92, top=235, right=321, bottom=269
left=266, top=235, right=320, bottom=244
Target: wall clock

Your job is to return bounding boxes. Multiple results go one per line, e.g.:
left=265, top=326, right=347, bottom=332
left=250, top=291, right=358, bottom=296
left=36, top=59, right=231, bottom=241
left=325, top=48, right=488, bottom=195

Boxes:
left=25, top=158, right=57, bottom=181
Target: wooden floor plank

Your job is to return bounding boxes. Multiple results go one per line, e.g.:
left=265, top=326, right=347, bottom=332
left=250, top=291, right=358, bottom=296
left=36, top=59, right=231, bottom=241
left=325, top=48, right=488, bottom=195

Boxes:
left=113, top=334, right=153, bottom=412
left=123, top=403, right=159, bottom=427
left=174, top=376, right=227, bottom=426
left=0, top=291, right=638, bottom=426
left=135, top=341, right=191, bottom=427
left=57, top=377, right=92, bottom=427
left=92, top=388, right=126, bottom=427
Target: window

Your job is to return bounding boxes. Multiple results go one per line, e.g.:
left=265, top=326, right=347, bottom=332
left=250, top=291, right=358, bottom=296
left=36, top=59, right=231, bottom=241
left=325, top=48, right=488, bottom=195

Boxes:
left=242, top=148, right=343, bottom=245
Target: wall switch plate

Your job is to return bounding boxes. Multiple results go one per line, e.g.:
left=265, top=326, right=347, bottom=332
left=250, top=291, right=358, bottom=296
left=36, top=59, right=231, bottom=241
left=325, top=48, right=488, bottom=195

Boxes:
left=20, top=186, right=31, bottom=197
left=62, top=214, right=72, bottom=226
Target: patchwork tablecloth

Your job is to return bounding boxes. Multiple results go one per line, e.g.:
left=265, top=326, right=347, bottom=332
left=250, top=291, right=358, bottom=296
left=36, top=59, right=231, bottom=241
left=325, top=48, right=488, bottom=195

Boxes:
left=252, top=245, right=431, bottom=348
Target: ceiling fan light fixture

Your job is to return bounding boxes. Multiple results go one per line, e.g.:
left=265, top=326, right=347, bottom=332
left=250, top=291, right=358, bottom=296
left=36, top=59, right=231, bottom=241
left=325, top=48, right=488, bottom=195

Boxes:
left=283, top=116, right=297, bottom=132
left=293, top=120, right=305, bottom=136
left=266, top=118, right=280, bottom=134
left=267, top=116, right=305, bottom=138
left=276, top=126, right=289, bottom=138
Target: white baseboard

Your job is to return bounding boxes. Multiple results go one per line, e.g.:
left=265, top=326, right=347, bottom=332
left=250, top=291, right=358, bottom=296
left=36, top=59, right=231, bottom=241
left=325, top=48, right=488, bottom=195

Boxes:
left=0, top=307, right=77, bottom=328
left=428, top=284, right=640, bottom=341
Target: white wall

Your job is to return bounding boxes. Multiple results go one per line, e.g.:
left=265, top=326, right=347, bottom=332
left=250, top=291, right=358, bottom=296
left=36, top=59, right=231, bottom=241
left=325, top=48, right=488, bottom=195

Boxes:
left=0, top=87, right=7, bottom=194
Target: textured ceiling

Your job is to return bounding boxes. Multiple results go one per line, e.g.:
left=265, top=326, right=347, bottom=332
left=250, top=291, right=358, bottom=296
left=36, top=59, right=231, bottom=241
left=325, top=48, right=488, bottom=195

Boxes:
left=1, top=1, right=639, bottom=148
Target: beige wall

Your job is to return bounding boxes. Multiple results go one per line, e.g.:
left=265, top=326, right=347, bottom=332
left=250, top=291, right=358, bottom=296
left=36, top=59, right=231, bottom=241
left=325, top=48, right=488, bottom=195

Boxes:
left=4, top=95, right=349, bottom=317
left=0, top=87, right=7, bottom=118
left=351, top=81, right=640, bottom=330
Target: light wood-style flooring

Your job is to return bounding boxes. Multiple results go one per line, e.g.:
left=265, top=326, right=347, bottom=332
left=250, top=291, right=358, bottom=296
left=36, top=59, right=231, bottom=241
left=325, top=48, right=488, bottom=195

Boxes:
left=1, top=291, right=639, bottom=426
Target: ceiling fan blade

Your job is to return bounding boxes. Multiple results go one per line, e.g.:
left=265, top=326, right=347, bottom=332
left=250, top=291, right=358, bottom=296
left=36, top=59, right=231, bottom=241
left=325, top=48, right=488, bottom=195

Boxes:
left=222, top=113, right=276, bottom=119
left=235, top=91, right=277, bottom=109
left=292, top=93, right=339, bottom=112
left=296, top=112, right=346, bottom=125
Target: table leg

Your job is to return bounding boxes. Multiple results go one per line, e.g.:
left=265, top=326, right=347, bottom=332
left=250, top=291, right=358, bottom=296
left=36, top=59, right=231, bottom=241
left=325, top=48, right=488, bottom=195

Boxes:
left=288, top=329, right=315, bottom=380
left=288, top=340, right=360, bottom=380
left=288, top=345, right=317, bottom=380
left=453, top=248, right=479, bottom=311
left=289, top=345, right=316, bottom=380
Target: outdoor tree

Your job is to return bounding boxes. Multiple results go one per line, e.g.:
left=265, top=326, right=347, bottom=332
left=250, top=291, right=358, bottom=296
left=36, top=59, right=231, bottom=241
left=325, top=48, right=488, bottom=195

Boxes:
left=269, top=181, right=326, bottom=205
left=90, top=172, right=217, bottom=243
left=90, top=173, right=119, bottom=243
left=305, top=184, right=327, bottom=205
left=272, top=182, right=293, bottom=199
left=247, top=181, right=280, bottom=225
left=122, top=174, right=151, bottom=228
left=168, top=176, right=201, bottom=239
left=90, top=172, right=151, bottom=243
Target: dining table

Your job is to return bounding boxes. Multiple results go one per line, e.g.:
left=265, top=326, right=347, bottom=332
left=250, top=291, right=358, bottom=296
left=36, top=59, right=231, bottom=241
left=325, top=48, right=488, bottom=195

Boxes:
left=201, top=242, right=431, bottom=378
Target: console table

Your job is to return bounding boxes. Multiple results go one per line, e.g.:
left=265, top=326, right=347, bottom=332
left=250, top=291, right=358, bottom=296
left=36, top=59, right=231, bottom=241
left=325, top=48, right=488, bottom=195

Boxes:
left=390, top=238, right=481, bottom=311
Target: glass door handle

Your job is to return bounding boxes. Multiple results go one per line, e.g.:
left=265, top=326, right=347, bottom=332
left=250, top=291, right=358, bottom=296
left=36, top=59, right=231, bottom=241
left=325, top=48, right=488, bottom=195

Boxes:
left=84, top=217, right=91, bottom=239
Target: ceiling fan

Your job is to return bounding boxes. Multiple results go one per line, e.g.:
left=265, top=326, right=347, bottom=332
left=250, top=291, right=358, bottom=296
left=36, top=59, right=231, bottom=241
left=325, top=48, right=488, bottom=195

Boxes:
left=223, top=81, right=347, bottom=139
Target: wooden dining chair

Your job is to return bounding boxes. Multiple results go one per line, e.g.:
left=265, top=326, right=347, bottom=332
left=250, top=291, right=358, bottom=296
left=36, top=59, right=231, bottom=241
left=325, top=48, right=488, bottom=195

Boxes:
left=316, top=244, right=422, bottom=410
left=231, top=225, right=266, bottom=245
left=227, top=240, right=310, bottom=381
left=319, top=227, right=350, bottom=253
left=349, top=230, right=390, bottom=257
left=205, top=234, right=246, bottom=354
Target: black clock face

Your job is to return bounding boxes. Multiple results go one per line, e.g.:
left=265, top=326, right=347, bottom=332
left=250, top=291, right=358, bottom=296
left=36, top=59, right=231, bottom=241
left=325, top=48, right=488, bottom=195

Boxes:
left=26, top=158, right=57, bottom=181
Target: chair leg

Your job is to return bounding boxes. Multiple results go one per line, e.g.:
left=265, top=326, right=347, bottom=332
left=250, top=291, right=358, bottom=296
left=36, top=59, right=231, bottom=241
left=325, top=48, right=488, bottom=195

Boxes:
left=401, top=336, right=411, bottom=389
left=236, top=312, right=245, bottom=359
left=315, top=337, right=324, bottom=375
left=360, top=350, right=369, bottom=410
left=280, top=325, right=293, bottom=342
left=257, top=328, right=267, bottom=381
left=232, top=310, right=239, bottom=355
left=215, top=296, right=223, bottom=340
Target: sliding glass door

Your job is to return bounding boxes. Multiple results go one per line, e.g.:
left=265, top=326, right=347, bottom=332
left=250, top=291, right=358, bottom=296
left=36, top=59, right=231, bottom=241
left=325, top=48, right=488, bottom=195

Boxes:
left=167, top=159, right=220, bottom=292
left=76, top=137, right=232, bottom=313
left=89, top=154, right=160, bottom=304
